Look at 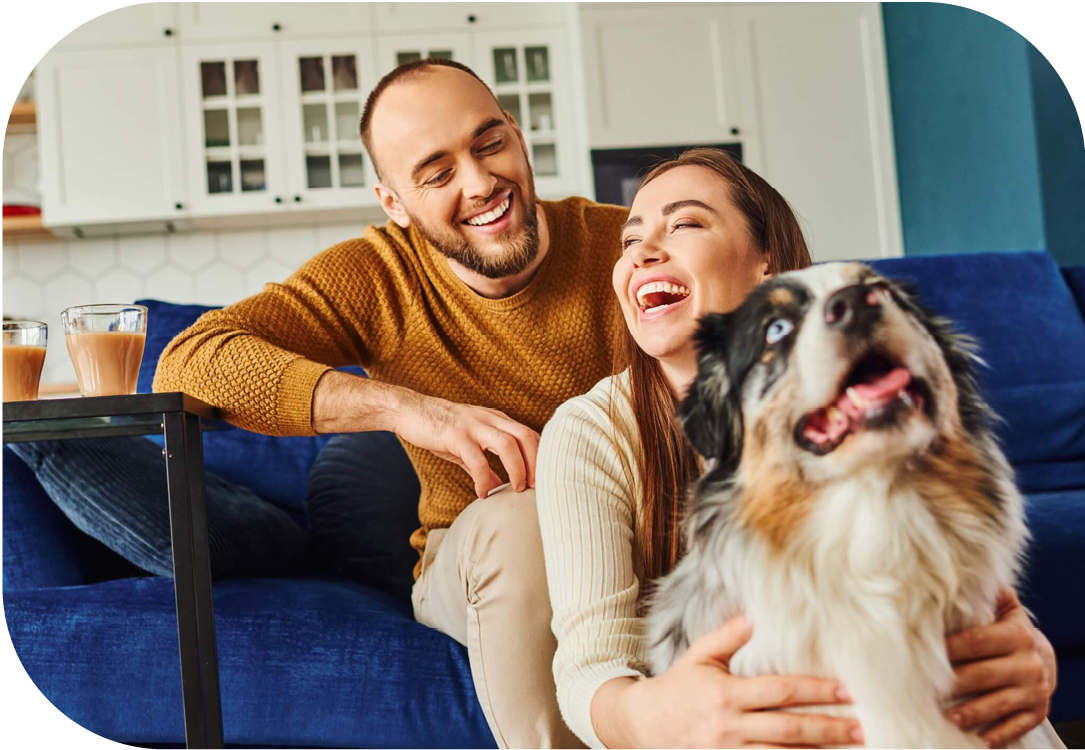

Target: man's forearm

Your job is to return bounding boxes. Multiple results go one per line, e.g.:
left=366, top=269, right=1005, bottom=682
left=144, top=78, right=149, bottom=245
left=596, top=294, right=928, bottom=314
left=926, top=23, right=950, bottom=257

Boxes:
left=311, top=369, right=418, bottom=434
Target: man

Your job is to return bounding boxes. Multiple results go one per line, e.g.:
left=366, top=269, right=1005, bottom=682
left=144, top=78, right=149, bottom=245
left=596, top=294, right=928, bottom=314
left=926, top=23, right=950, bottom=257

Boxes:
left=155, top=59, right=627, bottom=748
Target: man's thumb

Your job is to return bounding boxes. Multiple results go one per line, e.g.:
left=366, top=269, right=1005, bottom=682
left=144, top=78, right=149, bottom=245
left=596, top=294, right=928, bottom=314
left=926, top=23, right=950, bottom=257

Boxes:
left=684, top=614, right=753, bottom=668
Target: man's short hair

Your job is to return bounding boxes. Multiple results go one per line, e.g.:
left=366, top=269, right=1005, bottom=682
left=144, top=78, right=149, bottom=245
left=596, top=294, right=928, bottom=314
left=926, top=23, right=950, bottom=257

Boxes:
left=360, top=58, right=499, bottom=183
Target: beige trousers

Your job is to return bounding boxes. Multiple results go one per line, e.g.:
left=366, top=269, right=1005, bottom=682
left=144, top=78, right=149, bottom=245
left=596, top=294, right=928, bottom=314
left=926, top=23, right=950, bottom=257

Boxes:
left=411, top=485, right=584, bottom=749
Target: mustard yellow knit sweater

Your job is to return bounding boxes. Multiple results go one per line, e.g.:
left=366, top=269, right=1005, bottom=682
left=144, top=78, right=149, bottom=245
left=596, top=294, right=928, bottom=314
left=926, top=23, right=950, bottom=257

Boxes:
left=154, top=197, right=628, bottom=575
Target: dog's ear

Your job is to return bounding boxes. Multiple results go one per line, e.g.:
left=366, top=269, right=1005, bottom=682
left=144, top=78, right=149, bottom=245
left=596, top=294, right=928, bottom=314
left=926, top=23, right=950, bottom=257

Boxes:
left=678, top=313, right=743, bottom=462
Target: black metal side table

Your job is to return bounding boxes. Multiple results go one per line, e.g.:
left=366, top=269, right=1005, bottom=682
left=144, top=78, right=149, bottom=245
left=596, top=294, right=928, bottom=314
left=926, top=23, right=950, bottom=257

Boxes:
left=3, top=393, right=225, bottom=749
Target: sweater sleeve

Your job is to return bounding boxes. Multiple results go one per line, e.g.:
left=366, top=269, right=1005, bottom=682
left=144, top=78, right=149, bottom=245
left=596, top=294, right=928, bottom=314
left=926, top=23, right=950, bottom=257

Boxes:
left=153, top=231, right=417, bottom=436
left=536, top=395, right=647, bottom=749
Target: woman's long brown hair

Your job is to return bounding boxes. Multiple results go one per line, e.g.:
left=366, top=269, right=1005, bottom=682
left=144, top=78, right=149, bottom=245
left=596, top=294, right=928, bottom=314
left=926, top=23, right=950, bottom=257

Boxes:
left=613, top=148, right=813, bottom=583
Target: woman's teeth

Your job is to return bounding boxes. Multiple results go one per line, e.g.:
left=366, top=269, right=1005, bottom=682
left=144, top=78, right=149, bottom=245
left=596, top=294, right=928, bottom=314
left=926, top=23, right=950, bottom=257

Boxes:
left=636, top=281, right=690, bottom=311
left=465, top=196, right=510, bottom=226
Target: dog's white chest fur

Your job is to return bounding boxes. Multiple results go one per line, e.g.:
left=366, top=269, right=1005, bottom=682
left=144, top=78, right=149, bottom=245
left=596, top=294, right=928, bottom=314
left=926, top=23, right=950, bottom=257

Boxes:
left=646, top=469, right=1050, bottom=749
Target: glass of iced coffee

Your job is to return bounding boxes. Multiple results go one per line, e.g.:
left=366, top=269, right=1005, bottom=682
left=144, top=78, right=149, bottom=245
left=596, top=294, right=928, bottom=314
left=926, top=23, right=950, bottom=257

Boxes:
left=61, top=304, right=147, bottom=397
left=3, top=320, right=48, bottom=402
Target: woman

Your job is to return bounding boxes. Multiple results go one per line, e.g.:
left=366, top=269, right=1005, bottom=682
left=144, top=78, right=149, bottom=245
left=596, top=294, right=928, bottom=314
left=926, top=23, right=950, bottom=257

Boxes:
left=536, top=149, right=1058, bottom=748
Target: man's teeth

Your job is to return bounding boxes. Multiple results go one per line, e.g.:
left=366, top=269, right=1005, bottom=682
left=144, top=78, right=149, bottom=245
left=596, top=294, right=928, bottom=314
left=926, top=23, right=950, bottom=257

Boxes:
left=845, top=387, right=869, bottom=409
left=466, top=197, right=510, bottom=226
left=636, top=281, right=691, bottom=308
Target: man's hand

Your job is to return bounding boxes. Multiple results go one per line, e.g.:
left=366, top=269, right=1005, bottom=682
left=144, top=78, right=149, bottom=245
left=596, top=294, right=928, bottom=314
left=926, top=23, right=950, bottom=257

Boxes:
left=394, top=393, right=539, bottom=499
left=946, top=586, right=1057, bottom=748
left=311, top=370, right=538, bottom=499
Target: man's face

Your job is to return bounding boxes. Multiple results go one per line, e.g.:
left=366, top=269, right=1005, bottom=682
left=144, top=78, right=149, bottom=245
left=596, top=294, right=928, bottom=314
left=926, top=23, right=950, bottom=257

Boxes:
left=369, top=67, right=540, bottom=279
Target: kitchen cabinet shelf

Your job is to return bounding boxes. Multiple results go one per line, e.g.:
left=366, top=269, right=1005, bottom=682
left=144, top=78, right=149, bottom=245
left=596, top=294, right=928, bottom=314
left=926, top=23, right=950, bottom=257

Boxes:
left=6, top=101, right=36, bottom=134
left=3, top=214, right=53, bottom=241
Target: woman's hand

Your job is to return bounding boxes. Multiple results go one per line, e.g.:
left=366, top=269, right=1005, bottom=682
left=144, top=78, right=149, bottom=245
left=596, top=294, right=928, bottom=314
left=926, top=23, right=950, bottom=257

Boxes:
left=597, top=615, right=862, bottom=748
left=946, top=586, right=1057, bottom=748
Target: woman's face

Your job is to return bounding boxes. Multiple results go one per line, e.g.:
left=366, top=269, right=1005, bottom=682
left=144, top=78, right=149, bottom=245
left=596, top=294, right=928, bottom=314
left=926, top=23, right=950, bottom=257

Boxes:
left=613, top=165, right=770, bottom=365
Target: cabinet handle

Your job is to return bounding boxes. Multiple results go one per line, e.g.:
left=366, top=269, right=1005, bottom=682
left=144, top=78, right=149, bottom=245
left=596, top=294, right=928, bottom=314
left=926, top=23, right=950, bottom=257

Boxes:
left=731, top=127, right=740, bottom=136
left=294, top=195, right=302, bottom=203
left=163, top=28, right=173, bottom=37
left=73, top=227, right=84, bottom=239
left=467, top=14, right=477, bottom=23
left=272, top=23, right=282, bottom=32
left=274, top=196, right=283, bottom=204
left=175, top=202, right=184, bottom=210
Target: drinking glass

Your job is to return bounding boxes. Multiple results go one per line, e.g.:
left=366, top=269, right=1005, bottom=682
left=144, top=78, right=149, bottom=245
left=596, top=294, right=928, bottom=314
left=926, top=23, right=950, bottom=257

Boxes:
left=3, top=320, right=48, bottom=402
left=61, top=304, right=147, bottom=397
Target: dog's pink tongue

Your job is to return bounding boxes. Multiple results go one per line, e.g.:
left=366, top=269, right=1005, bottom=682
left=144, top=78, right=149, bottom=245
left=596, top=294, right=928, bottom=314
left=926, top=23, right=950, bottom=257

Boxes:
left=847, top=367, right=912, bottom=404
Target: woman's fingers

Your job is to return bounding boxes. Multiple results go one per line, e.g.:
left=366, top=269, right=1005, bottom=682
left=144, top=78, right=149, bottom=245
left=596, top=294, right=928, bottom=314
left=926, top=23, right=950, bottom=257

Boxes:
left=685, top=614, right=753, bottom=667
left=980, top=709, right=1046, bottom=748
left=948, top=686, right=1031, bottom=730
left=952, top=650, right=1037, bottom=696
left=740, top=710, right=863, bottom=747
left=737, top=675, right=851, bottom=710
left=947, top=616, right=1031, bottom=664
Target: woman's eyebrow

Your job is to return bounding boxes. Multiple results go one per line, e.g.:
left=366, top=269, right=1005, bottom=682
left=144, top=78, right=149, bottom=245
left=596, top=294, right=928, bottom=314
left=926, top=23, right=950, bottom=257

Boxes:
left=662, top=199, right=717, bottom=216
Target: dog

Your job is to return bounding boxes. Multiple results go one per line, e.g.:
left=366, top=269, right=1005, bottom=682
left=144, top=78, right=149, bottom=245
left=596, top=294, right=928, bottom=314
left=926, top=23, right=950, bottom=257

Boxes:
left=645, top=263, right=1060, bottom=748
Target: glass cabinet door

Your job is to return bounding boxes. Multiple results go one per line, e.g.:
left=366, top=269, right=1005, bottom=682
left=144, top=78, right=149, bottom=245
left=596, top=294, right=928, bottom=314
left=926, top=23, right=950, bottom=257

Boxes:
left=376, top=33, right=473, bottom=79
left=279, top=39, right=380, bottom=208
left=183, top=42, right=286, bottom=215
left=473, top=30, right=580, bottom=197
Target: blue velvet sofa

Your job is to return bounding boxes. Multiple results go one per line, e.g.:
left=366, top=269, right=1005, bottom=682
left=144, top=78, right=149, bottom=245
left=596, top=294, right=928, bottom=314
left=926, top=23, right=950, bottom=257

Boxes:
left=4, top=250, right=1085, bottom=747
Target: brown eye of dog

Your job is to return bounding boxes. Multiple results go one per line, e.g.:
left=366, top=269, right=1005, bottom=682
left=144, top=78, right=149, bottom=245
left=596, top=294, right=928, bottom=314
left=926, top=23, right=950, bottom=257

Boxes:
left=766, top=319, right=794, bottom=345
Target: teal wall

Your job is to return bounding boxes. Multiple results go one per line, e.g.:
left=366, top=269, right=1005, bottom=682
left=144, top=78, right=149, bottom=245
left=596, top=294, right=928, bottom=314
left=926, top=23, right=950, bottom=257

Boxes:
left=1027, top=43, right=1085, bottom=267
left=882, top=2, right=1047, bottom=256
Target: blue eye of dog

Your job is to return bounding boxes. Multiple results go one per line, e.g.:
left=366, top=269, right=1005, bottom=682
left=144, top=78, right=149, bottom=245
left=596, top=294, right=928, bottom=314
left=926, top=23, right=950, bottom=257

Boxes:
left=766, top=319, right=794, bottom=345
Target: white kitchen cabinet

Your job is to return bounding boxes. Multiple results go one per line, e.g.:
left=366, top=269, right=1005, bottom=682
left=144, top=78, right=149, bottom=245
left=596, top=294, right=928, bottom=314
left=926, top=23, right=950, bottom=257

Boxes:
left=37, top=48, right=188, bottom=228
left=51, top=3, right=179, bottom=49
left=579, top=5, right=745, bottom=149
left=176, top=2, right=373, bottom=41
left=376, top=32, right=474, bottom=76
left=181, top=42, right=289, bottom=216
left=731, top=3, right=902, bottom=260
left=372, top=3, right=565, bottom=32
left=473, top=29, right=582, bottom=197
left=278, top=38, right=381, bottom=208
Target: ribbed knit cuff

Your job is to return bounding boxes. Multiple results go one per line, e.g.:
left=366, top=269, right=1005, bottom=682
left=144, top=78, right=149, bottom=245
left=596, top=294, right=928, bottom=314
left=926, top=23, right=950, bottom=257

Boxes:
left=562, top=660, right=646, bottom=749
left=277, top=358, right=333, bottom=436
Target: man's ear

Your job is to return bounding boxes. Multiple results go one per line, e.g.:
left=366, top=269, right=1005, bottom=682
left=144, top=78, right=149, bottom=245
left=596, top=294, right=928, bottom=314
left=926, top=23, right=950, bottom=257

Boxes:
left=375, top=182, right=410, bottom=228
left=677, top=313, right=744, bottom=465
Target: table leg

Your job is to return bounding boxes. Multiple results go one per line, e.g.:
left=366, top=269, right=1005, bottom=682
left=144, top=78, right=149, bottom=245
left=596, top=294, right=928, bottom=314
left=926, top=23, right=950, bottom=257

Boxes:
left=163, top=412, right=225, bottom=749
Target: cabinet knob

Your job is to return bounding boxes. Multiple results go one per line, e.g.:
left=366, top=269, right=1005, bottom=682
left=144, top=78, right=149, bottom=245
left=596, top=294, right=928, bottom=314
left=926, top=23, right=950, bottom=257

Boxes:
left=163, top=28, right=173, bottom=37
left=73, top=227, right=84, bottom=239
left=165, top=221, right=176, bottom=233
left=175, top=202, right=184, bottom=210
left=467, top=14, right=477, bottom=23
left=274, top=196, right=283, bottom=204
left=272, top=23, right=282, bottom=32
left=730, top=126, right=740, bottom=136
left=294, top=195, right=302, bottom=203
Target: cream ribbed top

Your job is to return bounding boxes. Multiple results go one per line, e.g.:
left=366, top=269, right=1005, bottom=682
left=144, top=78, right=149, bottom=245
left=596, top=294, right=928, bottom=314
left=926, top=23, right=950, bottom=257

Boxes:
left=536, top=370, right=649, bottom=748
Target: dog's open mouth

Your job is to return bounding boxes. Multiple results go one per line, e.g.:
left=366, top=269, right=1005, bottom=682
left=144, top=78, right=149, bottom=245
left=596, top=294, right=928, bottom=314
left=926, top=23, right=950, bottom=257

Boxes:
left=795, top=351, right=931, bottom=455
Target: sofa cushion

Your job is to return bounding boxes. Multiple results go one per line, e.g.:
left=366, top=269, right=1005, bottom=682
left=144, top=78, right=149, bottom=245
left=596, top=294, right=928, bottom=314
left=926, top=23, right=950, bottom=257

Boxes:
left=306, top=431, right=421, bottom=603
left=869, top=252, right=1085, bottom=468
left=136, top=298, right=364, bottom=516
left=1020, top=488, right=1085, bottom=653
left=5, top=576, right=496, bottom=748
left=7, top=437, right=307, bottom=579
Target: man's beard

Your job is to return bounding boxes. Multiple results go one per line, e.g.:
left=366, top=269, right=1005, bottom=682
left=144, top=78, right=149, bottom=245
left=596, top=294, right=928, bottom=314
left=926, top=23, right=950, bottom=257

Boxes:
left=410, top=181, right=541, bottom=280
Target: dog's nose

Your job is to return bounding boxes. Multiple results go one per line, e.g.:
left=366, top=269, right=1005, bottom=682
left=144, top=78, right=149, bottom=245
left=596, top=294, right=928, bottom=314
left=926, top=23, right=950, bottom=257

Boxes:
left=824, top=284, right=881, bottom=333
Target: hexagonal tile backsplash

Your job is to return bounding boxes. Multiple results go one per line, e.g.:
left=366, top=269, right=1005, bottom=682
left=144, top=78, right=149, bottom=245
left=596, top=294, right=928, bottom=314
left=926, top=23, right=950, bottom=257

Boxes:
left=3, top=221, right=367, bottom=385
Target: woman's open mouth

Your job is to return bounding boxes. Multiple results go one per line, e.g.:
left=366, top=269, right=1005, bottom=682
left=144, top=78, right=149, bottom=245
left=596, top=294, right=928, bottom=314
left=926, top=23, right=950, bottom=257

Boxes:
left=636, top=281, right=691, bottom=320
left=795, top=350, right=932, bottom=455
left=461, top=191, right=514, bottom=235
